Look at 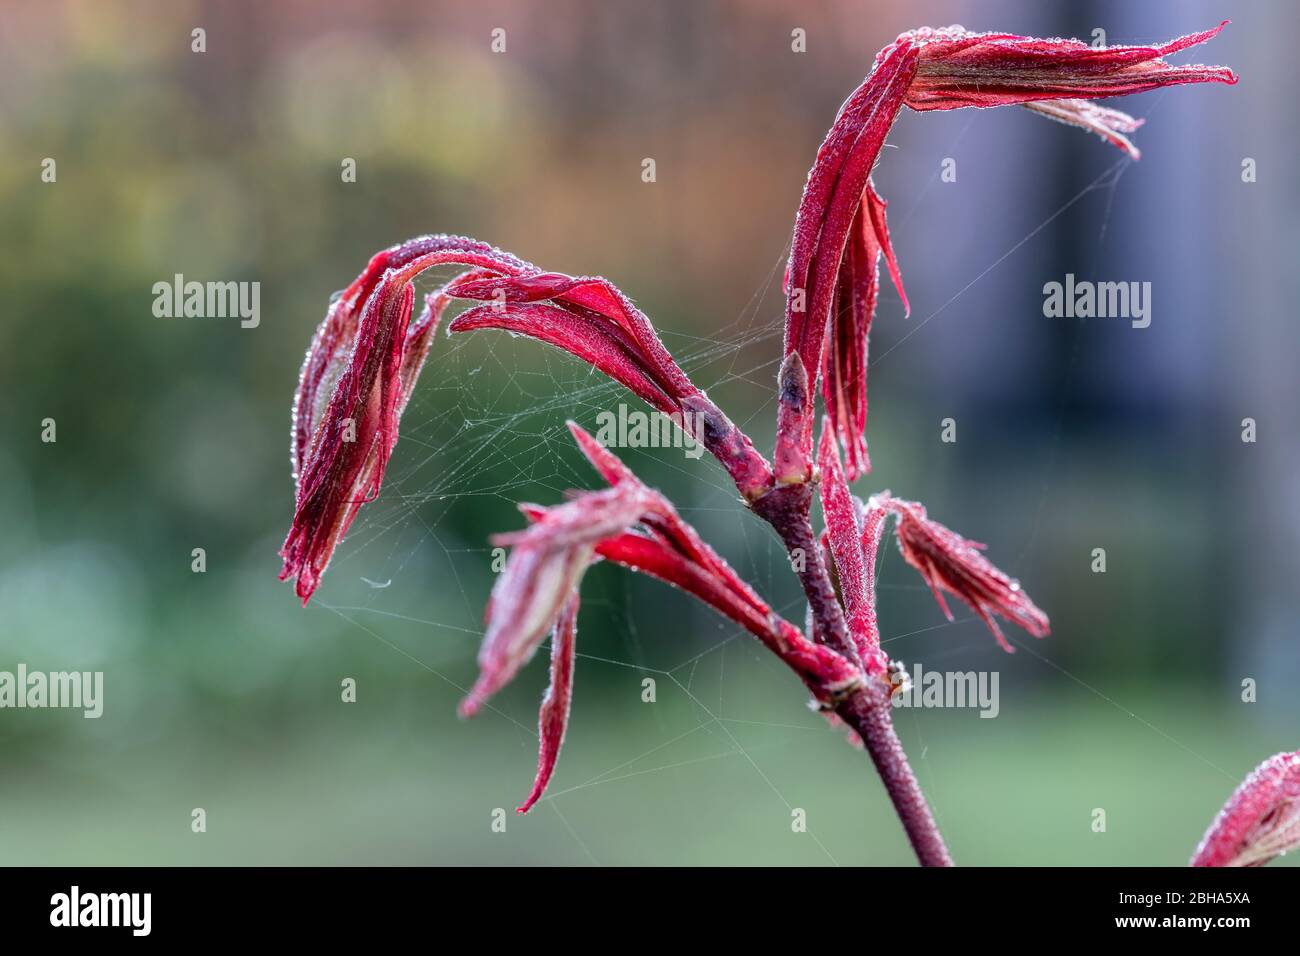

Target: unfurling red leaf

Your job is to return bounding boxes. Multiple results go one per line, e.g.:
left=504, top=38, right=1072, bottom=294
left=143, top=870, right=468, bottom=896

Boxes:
left=873, top=492, right=1049, bottom=652
left=566, top=422, right=784, bottom=633
left=901, top=22, right=1237, bottom=116
left=567, top=423, right=860, bottom=698
left=459, top=484, right=651, bottom=718
left=782, top=38, right=916, bottom=419
left=281, top=234, right=773, bottom=604
left=446, top=272, right=695, bottom=400
left=1022, top=98, right=1147, bottom=160
left=280, top=235, right=533, bottom=604
left=901, top=22, right=1236, bottom=160
left=449, top=301, right=679, bottom=414
left=463, top=426, right=859, bottom=812
left=516, top=594, right=579, bottom=815
left=816, top=421, right=885, bottom=675
left=448, top=277, right=772, bottom=499
left=778, top=22, right=1235, bottom=478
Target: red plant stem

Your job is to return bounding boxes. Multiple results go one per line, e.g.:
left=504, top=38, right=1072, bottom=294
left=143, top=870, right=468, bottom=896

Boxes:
left=752, top=480, right=953, bottom=866
left=681, top=393, right=774, bottom=502
left=752, top=483, right=858, bottom=664
left=835, top=684, right=953, bottom=867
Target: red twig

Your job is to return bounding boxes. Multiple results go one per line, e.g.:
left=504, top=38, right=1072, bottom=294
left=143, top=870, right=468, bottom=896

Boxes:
left=836, top=683, right=953, bottom=867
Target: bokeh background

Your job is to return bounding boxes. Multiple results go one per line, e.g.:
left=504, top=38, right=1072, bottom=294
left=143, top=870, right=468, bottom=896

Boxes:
left=1, top=0, right=1295, bottom=865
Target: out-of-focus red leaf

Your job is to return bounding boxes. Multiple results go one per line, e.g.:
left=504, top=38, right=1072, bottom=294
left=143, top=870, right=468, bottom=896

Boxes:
left=1192, top=750, right=1300, bottom=867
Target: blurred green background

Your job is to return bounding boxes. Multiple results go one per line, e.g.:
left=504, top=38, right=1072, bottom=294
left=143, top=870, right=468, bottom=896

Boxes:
left=1, top=0, right=1296, bottom=865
